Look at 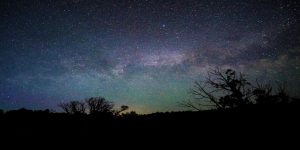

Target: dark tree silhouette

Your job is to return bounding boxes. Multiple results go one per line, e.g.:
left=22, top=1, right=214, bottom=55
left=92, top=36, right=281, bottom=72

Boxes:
left=58, top=101, right=86, bottom=115
left=85, top=97, right=114, bottom=115
left=178, top=68, right=253, bottom=110
left=122, top=110, right=139, bottom=117
left=57, top=102, right=70, bottom=114
left=252, top=80, right=289, bottom=105
left=58, top=97, right=129, bottom=116
left=0, top=109, right=4, bottom=115
left=178, top=68, right=292, bottom=111
left=112, top=105, right=129, bottom=116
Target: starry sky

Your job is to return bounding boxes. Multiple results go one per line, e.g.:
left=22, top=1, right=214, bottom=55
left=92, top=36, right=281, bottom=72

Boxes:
left=1, top=0, right=299, bottom=114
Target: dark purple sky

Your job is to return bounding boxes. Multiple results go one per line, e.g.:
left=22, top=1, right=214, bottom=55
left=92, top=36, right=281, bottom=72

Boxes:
left=0, top=0, right=299, bottom=114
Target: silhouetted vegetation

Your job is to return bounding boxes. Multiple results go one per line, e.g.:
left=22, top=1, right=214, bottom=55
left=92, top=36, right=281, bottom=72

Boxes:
left=112, top=105, right=129, bottom=116
left=85, top=97, right=114, bottom=115
left=1, top=70, right=299, bottom=141
left=58, top=100, right=86, bottom=115
left=0, top=109, right=4, bottom=115
left=58, top=97, right=128, bottom=116
left=178, top=68, right=298, bottom=111
left=121, top=110, right=139, bottom=117
left=1, top=103, right=299, bottom=141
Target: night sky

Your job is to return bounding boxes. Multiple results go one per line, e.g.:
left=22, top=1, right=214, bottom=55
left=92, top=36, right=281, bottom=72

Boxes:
left=1, top=0, right=299, bottom=114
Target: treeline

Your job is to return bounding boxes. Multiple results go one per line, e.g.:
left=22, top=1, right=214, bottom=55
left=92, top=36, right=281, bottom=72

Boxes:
left=1, top=101, right=299, bottom=139
left=1, top=68, right=300, bottom=139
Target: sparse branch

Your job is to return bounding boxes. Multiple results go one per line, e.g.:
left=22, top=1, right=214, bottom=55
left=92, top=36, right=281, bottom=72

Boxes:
left=178, top=99, right=202, bottom=111
left=58, top=102, right=70, bottom=114
left=178, top=68, right=257, bottom=111
left=275, top=81, right=287, bottom=94
left=187, top=80, right=222, bottom=109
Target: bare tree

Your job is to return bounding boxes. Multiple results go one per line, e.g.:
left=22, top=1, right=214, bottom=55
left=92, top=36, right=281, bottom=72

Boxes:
left=178, top=68, right=253, bottom=111
left=70, top=101, right=86, bottom=114
left=58, top=102, right=71, bottom=114
left=58, top=101, right=86, bottom=115
left=58, top=97, right=128, bottom=116
left=85, top=97, right=115, bottom=115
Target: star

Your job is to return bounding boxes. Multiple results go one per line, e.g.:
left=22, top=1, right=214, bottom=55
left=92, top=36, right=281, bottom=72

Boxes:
left=0, top=0, right=299, bottom=114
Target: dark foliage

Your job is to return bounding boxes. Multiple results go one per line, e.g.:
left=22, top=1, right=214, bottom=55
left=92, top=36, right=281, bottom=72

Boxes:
left=85, top=97, right=114, bottom=115
left=0, top=109, right=4, bottom=115
left=178, top=68, right=296, bottom=111
left=58, top=100, right=86, bottom=115
left=121, top=110, right=138, bottom=117
left=112, top=105, right=129, bottom=116
left=57, top=97, right=129, bottom=117
left=253, top=80, right=290, bottom=105
left=1, top=104, right=299, bottom=144
left=1, top=71, right=299, bottom=142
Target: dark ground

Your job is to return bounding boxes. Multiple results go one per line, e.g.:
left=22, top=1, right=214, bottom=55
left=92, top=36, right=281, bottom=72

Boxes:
left=1, top=103, right=299, bottom=145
